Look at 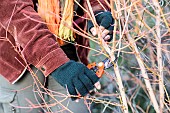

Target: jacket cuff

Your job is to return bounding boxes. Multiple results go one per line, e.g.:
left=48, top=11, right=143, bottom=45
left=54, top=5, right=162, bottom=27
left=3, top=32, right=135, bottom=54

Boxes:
left=35, top=48, right=70, bottom=77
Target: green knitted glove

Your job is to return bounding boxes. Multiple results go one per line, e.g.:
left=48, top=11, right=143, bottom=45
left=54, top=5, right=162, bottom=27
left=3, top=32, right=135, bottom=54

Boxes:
left=51, top=60, right=99, bottom=100
left=88, top=11, right=114, bottom=42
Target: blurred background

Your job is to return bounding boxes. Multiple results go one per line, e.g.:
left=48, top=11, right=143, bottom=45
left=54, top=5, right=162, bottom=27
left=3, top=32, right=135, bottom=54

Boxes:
left=87, top=0, right=170, bottom=112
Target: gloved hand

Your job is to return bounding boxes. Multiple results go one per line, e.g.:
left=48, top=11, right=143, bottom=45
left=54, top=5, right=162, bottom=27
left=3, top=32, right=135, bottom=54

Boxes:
left=51, top=60, right=99, bottom=100
left=88, top=11, right=114, bottom=42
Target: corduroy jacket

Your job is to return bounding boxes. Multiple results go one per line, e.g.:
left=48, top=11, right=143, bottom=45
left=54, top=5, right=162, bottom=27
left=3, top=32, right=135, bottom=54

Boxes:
left=0, top=0, right=70, bottom=83
left=0, top=0, right=109, bottom=84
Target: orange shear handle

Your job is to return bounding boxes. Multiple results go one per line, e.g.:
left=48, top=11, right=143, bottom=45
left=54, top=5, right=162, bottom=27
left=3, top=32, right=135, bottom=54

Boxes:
left=87, top=62, right=105, bottom=78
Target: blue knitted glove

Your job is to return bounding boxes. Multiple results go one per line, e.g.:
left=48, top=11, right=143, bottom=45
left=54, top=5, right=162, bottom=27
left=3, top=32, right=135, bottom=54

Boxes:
left=51, top=60, right=99, bottom=100
left=88, top=11, right=114, bottom=42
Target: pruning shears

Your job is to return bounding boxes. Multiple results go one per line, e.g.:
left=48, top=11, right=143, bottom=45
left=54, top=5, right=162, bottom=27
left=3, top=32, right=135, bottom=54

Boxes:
left=87, top=58, right=115, bottom=78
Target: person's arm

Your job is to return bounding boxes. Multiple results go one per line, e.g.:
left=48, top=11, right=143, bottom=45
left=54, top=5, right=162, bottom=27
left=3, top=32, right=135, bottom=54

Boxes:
left=0, top=0, right=99, bottom=99
left=86, top=0, right=114, bottom=42
left=0, top=0, right=69, bottom=76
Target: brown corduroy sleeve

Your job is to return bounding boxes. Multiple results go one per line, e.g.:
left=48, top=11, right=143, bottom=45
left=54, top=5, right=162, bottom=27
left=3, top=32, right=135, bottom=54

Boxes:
left=84, top=0, right=110, bottom=14
left=0, top=0, right=69, bottom=76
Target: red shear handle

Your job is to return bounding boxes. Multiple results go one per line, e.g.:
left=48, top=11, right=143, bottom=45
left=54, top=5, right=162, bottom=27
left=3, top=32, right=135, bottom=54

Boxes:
left=87, top=62, right=105, bottom=78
